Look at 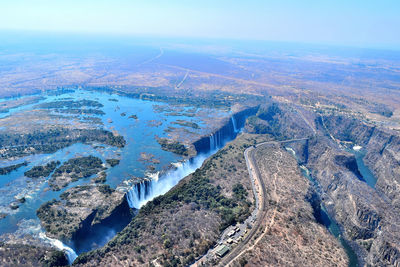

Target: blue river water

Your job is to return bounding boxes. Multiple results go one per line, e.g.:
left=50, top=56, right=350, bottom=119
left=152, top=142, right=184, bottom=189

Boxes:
left=284, top=146, right=360, bottom=267
left=0, top=89, right=228, bottom=241
left=352, top=148, right=377, bottom=188
left=299, top=165, right=359, bottom=267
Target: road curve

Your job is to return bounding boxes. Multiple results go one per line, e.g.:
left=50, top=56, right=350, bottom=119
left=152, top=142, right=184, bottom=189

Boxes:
left=218, top=138, right=309, bottom=266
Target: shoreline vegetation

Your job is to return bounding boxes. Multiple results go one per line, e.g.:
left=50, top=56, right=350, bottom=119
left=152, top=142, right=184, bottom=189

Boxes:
left=24, top=161, right=60, bottom=178
left=83, top=86, right=263, bottom=109
left=0, top=161, right=28, bottom=175
left=49, top=156, right=105, bottom=191
left=157, top=138, right=189, bottom=156
left=0, top=128, right=126, bottom=159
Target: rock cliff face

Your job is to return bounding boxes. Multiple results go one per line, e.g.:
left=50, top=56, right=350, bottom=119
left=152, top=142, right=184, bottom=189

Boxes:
left=234, top=144, right=349, bottom=267
left=309, top=116, right=400, bottom=266
left=245, top=102, right=315, bottom=139
left=247, top=104, right=400, bottom=266
left=193, top=105, right=258, bottom=154
left=36, top=183, right=132, bottom=245
left=306, top=137, right=392, bottom=250
left=321, top=114, right=400, bottom=212
left=333, top=154, right=363, bottom=181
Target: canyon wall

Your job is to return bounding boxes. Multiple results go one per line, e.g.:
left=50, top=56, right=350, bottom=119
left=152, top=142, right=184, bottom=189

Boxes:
left=247, top=102, right=400, bottom=266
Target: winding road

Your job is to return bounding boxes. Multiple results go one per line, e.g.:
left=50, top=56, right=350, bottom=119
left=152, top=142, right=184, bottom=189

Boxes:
left=217, top=138, right=309, bottom=266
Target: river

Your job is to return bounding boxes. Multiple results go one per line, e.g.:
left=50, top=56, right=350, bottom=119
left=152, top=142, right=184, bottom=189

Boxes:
left=0, top=88, right=245, bottom=263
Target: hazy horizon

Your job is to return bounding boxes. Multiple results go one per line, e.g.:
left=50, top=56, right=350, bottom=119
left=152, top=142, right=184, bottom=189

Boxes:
left=2, top=29, right=400, bottom=56
left=0, top=0, right=399, bottom=50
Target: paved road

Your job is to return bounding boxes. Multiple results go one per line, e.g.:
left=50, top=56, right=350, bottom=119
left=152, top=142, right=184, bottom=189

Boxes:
left=175, top=70, right=189, bottom=89
left=218, top=138, right=309, bottom=266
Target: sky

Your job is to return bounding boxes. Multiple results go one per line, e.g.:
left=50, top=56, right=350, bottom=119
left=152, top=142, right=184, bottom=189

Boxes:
left=0, top=0, right=399, bottom=49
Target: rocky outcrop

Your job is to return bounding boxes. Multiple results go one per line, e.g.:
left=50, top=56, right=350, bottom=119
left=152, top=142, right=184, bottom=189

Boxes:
left=305, top=136, right=400, bottom=266
left=245, top=102, right=315, bottom=139
left=321, top=114, right=400, bottom=212
left=368, top=238, right=400, bottom=267
left=319, top=115, right=375, bottom=145
left=364, top=132, right=400, bottom=211
left=262, top=107, right=400, bottom=266
left=37, top=183, right=132, bottom=244
left=334, top=154, right=363, bottom=181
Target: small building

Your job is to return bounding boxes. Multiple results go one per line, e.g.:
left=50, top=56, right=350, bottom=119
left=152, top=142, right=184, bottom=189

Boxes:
left=226, top=238, right=234, bottom=244
left=215, top=245, right=230, bottom=257
left=227, top=229, right=236, bottom=237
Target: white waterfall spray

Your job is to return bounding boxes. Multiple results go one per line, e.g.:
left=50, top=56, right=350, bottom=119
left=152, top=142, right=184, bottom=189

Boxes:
left=126, top=113, right=244, bottom=210
left=231, top=115, right=239, bottom=133
left=126, top=153, right=209, bottom=209
left=209, top=131, right=223, bottom=151
left=39, top=232, right=78, bottom=264
left=209, top=134, right=215, bottom=151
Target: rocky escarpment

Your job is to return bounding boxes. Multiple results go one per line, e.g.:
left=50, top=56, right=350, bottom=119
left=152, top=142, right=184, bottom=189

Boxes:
left=193, top=105, right=258, bottom=154
left=234, top=144, right=349, bottom=267
left=245, top=101, right=315, bottom=139
left=334, top=154, right=363, bottom=181
left=248, top=103, right=400, bottom=266
left=37, top=182, right=132, bottom=243
left=368, top=237, right=400, bottom=266
left=321, top=114, right=400, bottom=212
left=305, top=136, right=400, bottom=266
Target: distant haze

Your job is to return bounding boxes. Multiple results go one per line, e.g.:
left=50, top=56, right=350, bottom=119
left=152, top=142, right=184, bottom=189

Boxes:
left=0, top=0, right=399, bottom=49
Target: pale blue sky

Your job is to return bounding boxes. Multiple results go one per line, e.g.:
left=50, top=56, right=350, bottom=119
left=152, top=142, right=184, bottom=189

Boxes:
left=0, top=0, right=399, bottom=49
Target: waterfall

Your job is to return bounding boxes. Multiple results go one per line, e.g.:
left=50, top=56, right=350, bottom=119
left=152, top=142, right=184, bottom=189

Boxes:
left=231, top=116, right=238, bottom=133
left=39, top=232, right=78, bottom=265
left=209, top=134, right=215, bottom=151
left=126, top=113, right=248, bottom=211
left=218, top=130, right=222, bottom=148
left=208, top=131, right=221, bottom=151
left=126, top=179, right=153, bottom=209
left=126, top=153, right=209, bottom=209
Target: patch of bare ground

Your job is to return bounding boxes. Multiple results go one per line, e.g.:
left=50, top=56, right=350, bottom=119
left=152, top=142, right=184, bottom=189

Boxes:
left=231, top=144, right=348, bottom=267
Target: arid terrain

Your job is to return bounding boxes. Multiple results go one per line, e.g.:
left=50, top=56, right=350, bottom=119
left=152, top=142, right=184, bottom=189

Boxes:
left=228, top=143, right=349, bottom=267
left=0, top=37, right=399, bottom=267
